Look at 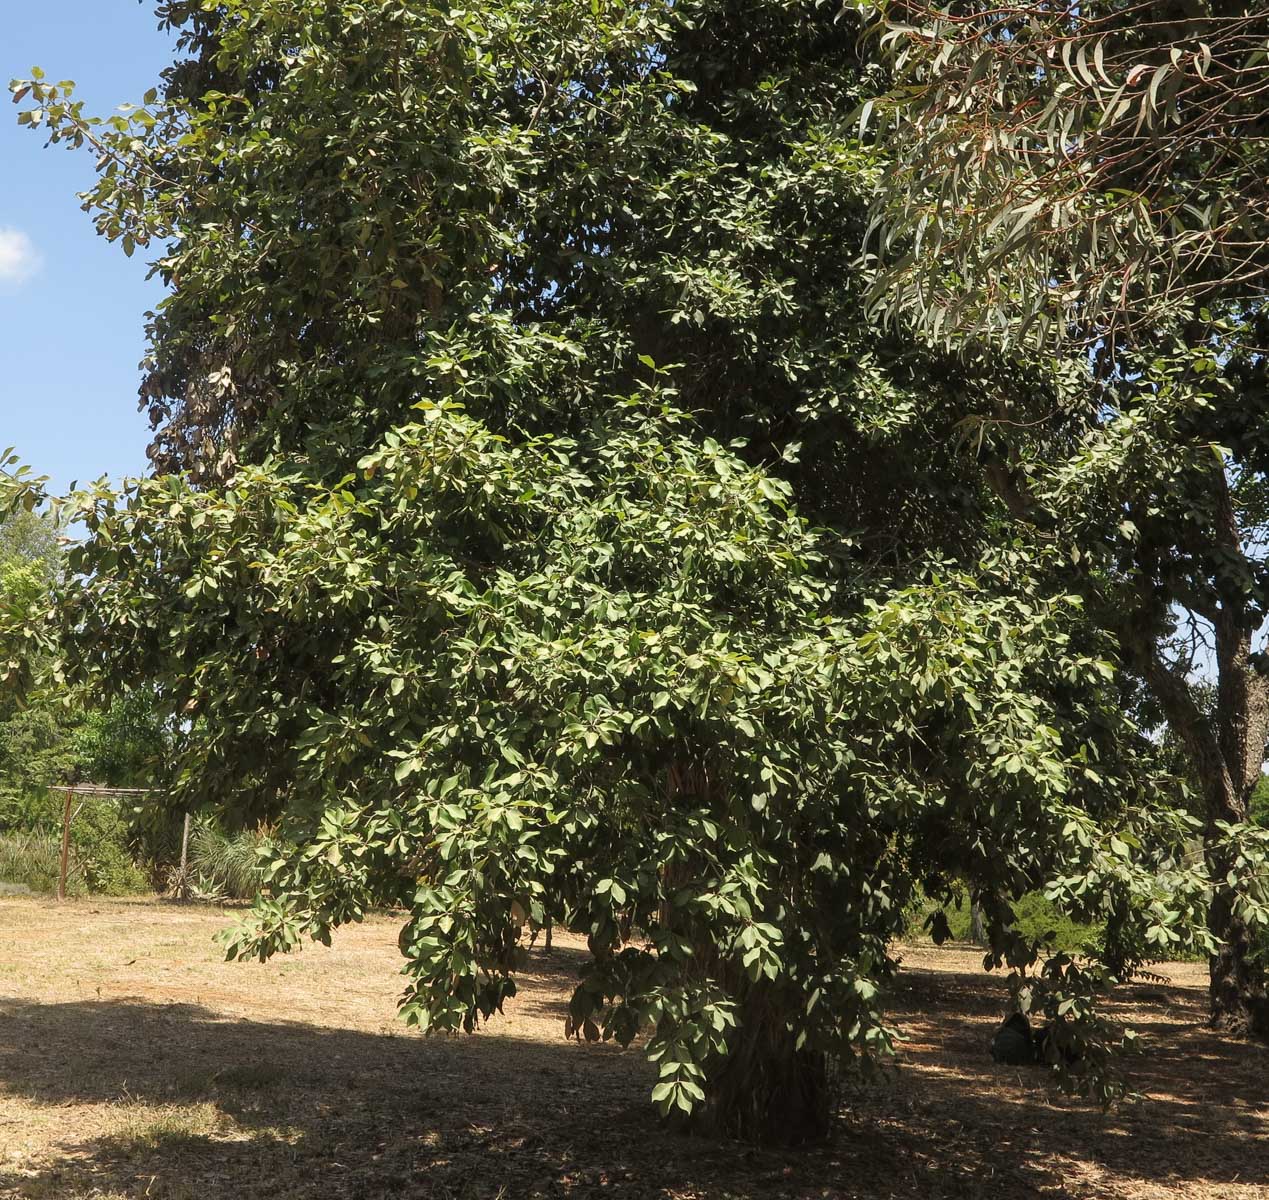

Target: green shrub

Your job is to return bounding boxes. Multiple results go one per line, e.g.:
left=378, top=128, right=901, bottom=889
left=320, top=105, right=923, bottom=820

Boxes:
left=123, top=801, right=187, bottom=890
left=1252, top=773, right=1269, bottom=829
left=0, top=832, right=85, bottom=895
left=998, top=892, right=1100, bottom=956
left=0, top=788, right=147, bottom=895
left=187, top=820, right=270, bottom=900
left=908, top=890, right=1102, bottom=957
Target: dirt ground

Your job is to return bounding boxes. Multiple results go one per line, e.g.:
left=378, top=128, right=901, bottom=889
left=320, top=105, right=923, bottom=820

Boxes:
left=0, top=899, right=1265, bottom=1199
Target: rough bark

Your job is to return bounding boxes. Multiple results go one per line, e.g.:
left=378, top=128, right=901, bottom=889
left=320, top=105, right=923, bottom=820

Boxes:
left=1206, top=883, right=1268, bottom=1035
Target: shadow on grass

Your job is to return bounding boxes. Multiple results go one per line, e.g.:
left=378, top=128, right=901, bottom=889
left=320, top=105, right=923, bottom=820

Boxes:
left=866, top=962, right=1269, bottom=1197
left=0, top=952, right=1265, bottom=1199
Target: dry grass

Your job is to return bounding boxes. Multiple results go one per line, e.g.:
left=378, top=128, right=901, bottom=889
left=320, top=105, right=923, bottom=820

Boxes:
left=97, top=1101, right=226, bottom=1158
left=0, top=898, right=1265, bottom=1199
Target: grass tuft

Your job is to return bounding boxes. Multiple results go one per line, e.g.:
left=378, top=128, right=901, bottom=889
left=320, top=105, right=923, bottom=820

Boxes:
left=185, top=820, right=271, bottom=900
left=99, top=1101, right=224, bottom=1158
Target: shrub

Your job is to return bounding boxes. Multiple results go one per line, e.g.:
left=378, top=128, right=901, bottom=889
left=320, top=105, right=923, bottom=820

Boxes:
left=187, top=820, right=269, bottom=900
left=0, top=788, right=147, bottom=895
left=0, top=832, right=85, bottom=895
left=910, top=891, right=1103, bottom=958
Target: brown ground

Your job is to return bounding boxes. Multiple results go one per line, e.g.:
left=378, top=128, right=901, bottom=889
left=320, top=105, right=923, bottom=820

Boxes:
left=0, top=898, right=1265, bottom=1200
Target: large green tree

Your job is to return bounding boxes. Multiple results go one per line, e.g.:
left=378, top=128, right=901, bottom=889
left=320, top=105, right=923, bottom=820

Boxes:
left=9, top=0, right=1229, bottom=1138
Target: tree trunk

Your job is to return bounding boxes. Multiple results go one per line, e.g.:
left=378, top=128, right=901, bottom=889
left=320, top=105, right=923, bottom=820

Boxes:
left=1203, top=771, right=1269, bottom=1036
left=1164, top=692, right=1268, bottom=1034
left=969, top=900, right=987, bottom=946
left=1206, top=876, right=1268, bottom=1035
left=688, top=989, right=832, bottom=1145
left=695, top=1041, right=831, bottom=1146
left=1139, top=533, right=1269, bottom=1035
left=1206, top=604, right=1269, bottom=1035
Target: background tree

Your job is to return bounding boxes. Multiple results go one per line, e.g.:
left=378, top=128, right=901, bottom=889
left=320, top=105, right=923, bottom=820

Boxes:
left=0, top=503, right=168, bottom=798
left=0, top=506, right=74, bottom=801
left=866, top=0, right=1269, bottom=1033
left=0, top=497, right=171, bottom=892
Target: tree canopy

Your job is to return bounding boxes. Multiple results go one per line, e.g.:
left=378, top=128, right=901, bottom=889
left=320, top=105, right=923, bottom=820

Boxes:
left=7, top=0, right=1259, bottom=1140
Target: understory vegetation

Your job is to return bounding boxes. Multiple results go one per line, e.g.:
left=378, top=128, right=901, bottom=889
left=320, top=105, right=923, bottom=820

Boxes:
left=185, top=820, right=271, bottom=901
left=906, top=892, right=1103, bottom=960
left=0, top=787, right=270, bottom=900
left=0, top=831, right=82, bottom=895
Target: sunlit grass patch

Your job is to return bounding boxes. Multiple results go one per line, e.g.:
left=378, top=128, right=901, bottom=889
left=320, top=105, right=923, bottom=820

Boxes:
left=98, top=1101, right=225, bottom=1158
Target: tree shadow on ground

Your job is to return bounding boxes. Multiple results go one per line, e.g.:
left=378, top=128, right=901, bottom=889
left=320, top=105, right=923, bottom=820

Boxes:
left=866, top=959, right=1269, bottom=1198
left=0, top=950, right=1265, bottom=1199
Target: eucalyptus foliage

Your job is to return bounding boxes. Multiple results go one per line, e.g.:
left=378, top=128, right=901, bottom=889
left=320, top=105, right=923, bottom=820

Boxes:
left=862, top=1, right=1269, bottom=353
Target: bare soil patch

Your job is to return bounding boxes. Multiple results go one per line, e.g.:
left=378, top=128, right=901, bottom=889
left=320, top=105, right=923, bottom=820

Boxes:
left=0, top=898, right=1265, bottom=1199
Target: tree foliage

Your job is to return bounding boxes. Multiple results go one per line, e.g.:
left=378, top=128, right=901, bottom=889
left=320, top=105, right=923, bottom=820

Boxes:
left=7, top=0, right=1246, bottom=1137
left=50, top=396, right=1218, bottom=1132
left=863, top=1, right=1269, bottom=353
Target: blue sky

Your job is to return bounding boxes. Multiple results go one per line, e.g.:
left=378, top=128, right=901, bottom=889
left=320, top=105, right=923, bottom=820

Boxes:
left=1, top=4, right=175, bottom=494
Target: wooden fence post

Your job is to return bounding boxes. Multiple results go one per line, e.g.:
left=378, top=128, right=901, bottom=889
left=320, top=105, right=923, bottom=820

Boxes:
left=57, top=787, right=73, bottom=902
left=180, top=812, right=191, bottom=875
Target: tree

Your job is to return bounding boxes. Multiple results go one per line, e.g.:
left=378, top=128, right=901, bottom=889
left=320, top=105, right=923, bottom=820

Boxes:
left=866, top=1, right=1269, bottom=1033
left=0, top=506, right=72, bottom=800
left=0, top=498, right=167, bottom=894
left=11, top=0, right=1226, bottom=1138
left=968, top=900, right=986, bottom=947
left=0, top=501, right=167, bottom=795
left=51, top=402, right=1211, bottom=1135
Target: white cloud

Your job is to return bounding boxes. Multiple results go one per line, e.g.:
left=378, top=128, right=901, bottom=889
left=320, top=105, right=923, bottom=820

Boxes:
left=0, top=228, right=41, bottom=284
